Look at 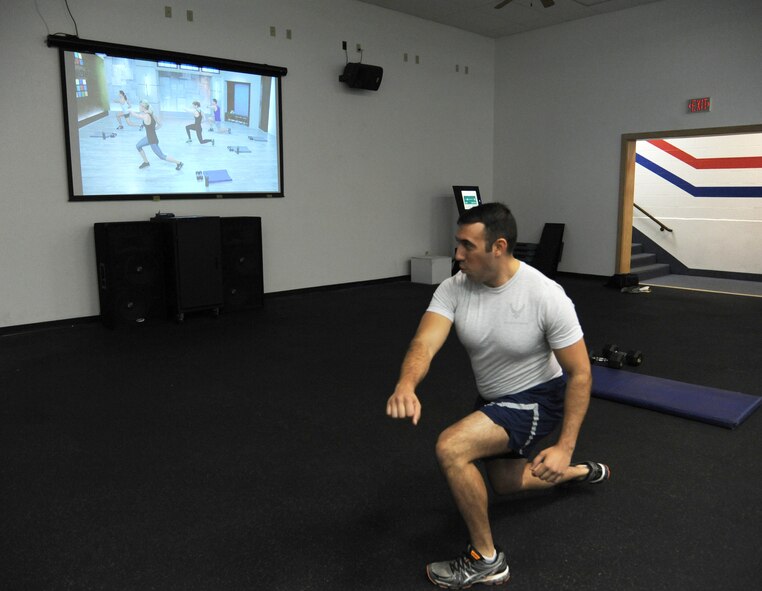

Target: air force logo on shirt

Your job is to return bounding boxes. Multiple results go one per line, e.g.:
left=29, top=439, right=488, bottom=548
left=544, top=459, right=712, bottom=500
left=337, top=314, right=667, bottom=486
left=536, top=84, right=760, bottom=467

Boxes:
left=510, top=302, right=525, bottom=319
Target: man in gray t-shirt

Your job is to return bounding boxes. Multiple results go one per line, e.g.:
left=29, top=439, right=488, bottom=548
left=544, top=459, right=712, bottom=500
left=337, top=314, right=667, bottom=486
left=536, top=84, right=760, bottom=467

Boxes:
left=386, top=203, right=610, bottom=589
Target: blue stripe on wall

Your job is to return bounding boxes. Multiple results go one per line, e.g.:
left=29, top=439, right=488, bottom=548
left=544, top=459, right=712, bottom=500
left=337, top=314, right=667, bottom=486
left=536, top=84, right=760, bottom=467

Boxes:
left=635, top=154, right=762, bottom=198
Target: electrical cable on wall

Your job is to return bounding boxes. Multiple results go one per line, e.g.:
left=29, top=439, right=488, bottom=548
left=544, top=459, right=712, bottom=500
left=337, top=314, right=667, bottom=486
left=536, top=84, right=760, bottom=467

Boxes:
left=64, top=0, right=80, bottom=37
left=37, top=0, right=81, bottom=39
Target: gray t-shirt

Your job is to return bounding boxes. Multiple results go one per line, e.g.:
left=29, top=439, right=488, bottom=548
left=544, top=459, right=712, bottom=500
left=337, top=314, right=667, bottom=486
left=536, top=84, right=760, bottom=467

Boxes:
left=427, top=262, right=583, bottom=400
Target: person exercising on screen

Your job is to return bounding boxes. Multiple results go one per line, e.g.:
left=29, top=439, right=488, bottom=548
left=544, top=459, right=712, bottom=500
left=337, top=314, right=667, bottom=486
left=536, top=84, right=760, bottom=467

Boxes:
left=206, top=98, right=231, bottom=134
left=115, top=90, right=138, bottom=130
left=185, top=101, right=214, bottom=145
left=131, top=100, right=183, bottom=171
left=386, top=202, right=610, bottom=589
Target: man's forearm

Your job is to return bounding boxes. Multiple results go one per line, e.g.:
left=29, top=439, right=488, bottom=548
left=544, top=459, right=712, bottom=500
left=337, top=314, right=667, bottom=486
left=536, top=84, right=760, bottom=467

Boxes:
left=396, top=339, right=433, bottom=391
left=556, top=371, right=592, bottom=452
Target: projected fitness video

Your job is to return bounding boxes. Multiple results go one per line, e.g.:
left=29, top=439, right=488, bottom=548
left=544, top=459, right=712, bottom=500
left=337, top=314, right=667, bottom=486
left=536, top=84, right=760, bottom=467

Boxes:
left=63, top=50, right=282, bottom=199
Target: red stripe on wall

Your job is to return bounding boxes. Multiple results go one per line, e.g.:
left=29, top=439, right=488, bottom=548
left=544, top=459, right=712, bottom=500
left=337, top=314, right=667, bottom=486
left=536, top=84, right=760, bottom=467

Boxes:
left=648, top=139, right=762, bottom=169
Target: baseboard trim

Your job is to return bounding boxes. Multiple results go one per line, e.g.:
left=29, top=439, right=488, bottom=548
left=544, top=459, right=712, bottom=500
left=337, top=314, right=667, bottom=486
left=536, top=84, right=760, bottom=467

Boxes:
left=0, top=276, right=413, bottom=336
left=556, top=271, right=609, bottom=282
left=266, top=275, right=411, bottom=299
left=0, top=316, right=100, bottom=337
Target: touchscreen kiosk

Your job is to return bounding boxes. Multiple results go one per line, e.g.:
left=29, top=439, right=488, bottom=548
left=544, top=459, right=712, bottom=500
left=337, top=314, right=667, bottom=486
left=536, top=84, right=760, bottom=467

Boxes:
left=452, top=186, right=482, bottom=216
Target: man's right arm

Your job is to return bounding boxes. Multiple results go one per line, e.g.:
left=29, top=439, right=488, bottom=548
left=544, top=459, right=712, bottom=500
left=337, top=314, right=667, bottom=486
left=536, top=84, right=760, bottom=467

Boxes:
left=386, top=311, right=453, bottom=425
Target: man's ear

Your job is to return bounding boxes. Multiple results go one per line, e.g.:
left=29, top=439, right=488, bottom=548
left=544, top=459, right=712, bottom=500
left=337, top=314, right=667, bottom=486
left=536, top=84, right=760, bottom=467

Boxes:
left=492, top=237, right=509, bottom=255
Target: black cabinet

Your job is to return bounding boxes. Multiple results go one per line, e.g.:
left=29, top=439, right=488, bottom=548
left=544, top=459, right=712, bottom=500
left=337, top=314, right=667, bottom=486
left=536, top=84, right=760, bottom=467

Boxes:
left=94, top=216, right=263, bottom=326
left=221, top=217, right=264, bottom=312
left=93, top=221, right=166, bottom=328
left=154, top=217, right=224, bottom=322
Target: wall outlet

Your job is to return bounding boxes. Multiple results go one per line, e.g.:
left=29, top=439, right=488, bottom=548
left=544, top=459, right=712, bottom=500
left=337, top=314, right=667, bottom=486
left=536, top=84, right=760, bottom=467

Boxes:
left=186, top=10, right=193, bottom=22
left=164, top=6, right=172, bottom=18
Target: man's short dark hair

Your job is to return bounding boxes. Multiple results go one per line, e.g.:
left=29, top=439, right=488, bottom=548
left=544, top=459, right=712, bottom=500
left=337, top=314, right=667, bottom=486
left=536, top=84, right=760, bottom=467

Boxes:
left=458, top=202, right=518, bottom=254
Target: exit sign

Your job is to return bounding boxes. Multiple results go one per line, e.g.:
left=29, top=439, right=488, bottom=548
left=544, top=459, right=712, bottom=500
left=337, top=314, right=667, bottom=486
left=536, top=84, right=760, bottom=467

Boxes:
left=688, top=97, right=711, bottom=113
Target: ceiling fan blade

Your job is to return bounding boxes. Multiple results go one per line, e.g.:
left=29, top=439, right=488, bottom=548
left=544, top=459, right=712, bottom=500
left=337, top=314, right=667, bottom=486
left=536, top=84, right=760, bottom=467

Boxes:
left=495, top=0, right=554, bottom=9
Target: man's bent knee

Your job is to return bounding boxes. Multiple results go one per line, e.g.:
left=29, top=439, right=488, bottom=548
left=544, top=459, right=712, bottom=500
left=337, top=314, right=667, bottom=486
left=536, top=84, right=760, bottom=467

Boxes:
left=435, top=414, right=509, bottom=470
left=435, top=427, right=463, bottom=470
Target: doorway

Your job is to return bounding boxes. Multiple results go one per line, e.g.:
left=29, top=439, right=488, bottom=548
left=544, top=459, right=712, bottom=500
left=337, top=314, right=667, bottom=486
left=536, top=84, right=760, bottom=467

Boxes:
left=616, top=124, right=762, bottom=276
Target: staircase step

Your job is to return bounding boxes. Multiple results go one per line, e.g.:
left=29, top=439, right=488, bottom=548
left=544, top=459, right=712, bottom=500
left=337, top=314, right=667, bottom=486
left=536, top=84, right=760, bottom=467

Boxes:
left=631, top=252, right=656, bottom=266
left=632, top=263, right=671, bottom=280
left=631, top=243, right=644, bottom=255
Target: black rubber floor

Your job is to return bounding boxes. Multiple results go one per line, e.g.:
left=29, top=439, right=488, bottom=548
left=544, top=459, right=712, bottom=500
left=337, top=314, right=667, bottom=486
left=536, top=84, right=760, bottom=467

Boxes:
left=1, top=275, right=760, bottom=590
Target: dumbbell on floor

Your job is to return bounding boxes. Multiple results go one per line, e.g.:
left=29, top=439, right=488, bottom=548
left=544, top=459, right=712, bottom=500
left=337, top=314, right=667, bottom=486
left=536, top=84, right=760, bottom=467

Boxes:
left=603, top=344, right=643, bottom=367
left=589, top=349, right=626, bottom=369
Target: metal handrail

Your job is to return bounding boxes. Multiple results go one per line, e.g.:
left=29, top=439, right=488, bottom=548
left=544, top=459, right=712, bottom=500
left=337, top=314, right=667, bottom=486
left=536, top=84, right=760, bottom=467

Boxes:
left=634, top=203, right=673, bottom=232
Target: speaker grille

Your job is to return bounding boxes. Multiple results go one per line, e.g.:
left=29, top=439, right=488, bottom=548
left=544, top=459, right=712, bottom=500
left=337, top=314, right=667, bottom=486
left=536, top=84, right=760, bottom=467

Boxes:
left=94, top=222, right=166, bottom=328
left=221, top=217, right=264, bottom=311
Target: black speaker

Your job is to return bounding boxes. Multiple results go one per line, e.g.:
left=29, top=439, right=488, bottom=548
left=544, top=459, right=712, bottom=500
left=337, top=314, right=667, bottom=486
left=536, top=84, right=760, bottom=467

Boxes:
left=94, top=222, right=166, bottom=328
left=339, top=62, right=383, bottom=91
left=221, top=217, right=264, bottom=311
left=154, top=216, right=224, bottom=321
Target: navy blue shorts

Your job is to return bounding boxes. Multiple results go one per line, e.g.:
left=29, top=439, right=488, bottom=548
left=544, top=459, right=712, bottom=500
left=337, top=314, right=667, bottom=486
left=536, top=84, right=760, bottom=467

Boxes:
left=475, top=377, right=565, bottom=458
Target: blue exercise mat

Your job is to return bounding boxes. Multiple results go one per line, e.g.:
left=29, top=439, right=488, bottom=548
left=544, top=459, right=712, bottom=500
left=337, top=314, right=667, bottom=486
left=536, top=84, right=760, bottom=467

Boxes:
left=203, top=169, right=232, bottom=184
left=591, top=365, right=761, bottom=429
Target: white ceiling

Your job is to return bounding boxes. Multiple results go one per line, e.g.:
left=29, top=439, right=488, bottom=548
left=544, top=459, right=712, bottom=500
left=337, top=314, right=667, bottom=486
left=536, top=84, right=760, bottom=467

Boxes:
left=355, top=0, right=666, bottom=39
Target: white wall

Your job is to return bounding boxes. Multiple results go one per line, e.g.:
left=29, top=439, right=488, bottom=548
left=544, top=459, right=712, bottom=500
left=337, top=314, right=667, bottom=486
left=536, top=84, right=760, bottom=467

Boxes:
left=494, top=0, right=762, bottom=276
left=0, top=0, right=494, bottom=328
left=4, top=0, right=761, bottom=328
left=634, top=134, right=762, bottom=274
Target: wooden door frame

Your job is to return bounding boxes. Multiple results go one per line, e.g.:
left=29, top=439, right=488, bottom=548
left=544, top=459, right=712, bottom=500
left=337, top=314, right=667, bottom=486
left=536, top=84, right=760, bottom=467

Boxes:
left=615, top=123, right=762, bottom=274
